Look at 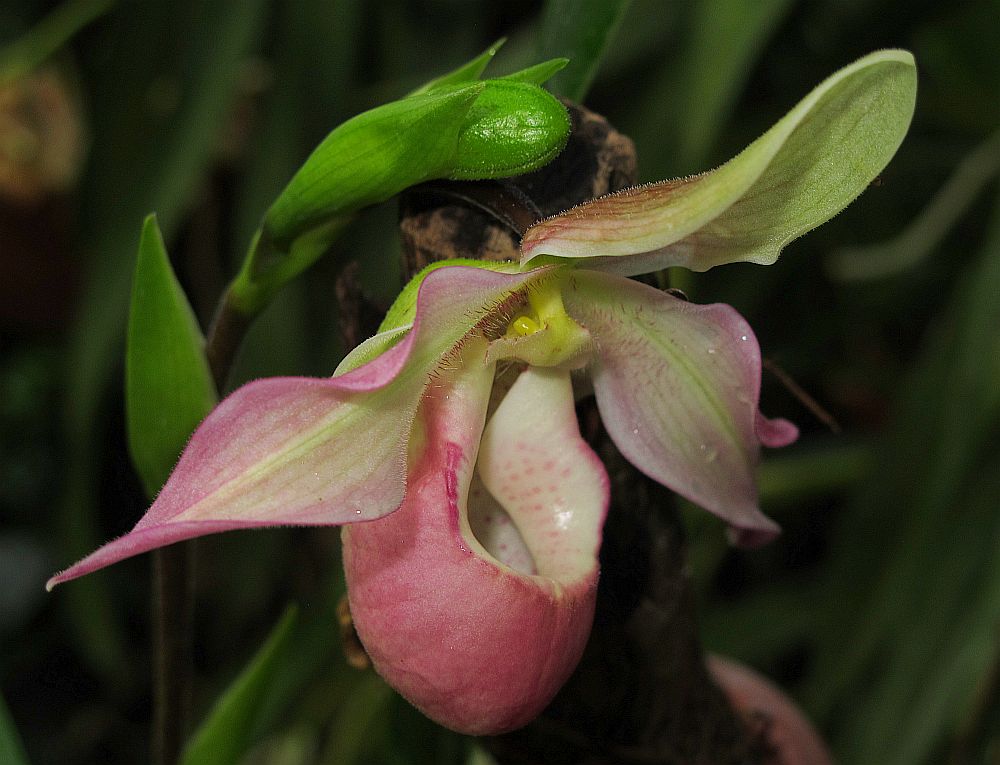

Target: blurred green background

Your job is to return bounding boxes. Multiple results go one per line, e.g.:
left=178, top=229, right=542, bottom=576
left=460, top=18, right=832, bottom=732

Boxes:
left=1, top=0, right=998, bottom=763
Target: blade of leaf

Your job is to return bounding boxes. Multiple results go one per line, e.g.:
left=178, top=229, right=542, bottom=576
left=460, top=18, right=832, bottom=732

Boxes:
left=321, top=674, right=394, bottom=765
left=0, top=0, right=114, bottom=86
left=806, top=189, right=1000, bottom=762
left=180, top=606, right=299, bottom=765
left=673, top=0, right=796, bottom=170
left=0, top=692, right=30, bottom=765
left=537, top=0, right=632, bottom=102
left=126, top=215, right=217, bottom=498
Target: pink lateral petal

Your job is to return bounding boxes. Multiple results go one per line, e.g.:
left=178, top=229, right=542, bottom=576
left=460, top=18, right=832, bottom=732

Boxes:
left=565, top=270, right=792, bottom=544
left=49, top=266, right=546, bottom=590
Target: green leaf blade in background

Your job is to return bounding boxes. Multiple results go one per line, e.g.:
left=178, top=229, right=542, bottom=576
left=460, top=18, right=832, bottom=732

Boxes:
left=126, top=215, right=217, bottom=498
left=807, top=189, right=1000, bottom=764
left=537, top=0, right=632, bottom=102
left=673, top=0, right=795, bottom=170
left=0, top=692, right=30, bottom=765
left=181, top=606, right=299, bottom=765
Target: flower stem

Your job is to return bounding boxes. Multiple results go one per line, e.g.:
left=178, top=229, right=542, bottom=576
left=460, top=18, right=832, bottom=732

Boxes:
left=151, top=544, right=195, bottom=765
left=204, top=290, right=253, bottom=392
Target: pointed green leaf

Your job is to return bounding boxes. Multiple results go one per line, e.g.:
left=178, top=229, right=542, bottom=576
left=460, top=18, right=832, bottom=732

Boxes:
left=0, top=692, right=30, bottom=765
left=537, top=0, right=632, bottom=102
left=500, top=58, right=570, bottom=86
left=521, top=50, right=918, bottom=275
left=181, top=606, right=299, bottom=765
left=407, top=38, right=506, bottom=96
left=126, top=215, right=217, bottom=498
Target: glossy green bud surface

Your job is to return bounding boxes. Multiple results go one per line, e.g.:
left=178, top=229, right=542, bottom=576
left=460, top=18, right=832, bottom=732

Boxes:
left=451, top=81, right=569, bottom=180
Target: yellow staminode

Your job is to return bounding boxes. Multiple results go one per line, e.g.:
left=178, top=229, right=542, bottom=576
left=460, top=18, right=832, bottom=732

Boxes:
left=504, top=281, right=572, bottom=339
left=507, top=314, right=541, bottom=337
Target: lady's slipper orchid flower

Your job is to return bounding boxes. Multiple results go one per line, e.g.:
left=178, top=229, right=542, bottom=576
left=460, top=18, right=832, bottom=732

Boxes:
left=48, top=50, right=916, bottom=735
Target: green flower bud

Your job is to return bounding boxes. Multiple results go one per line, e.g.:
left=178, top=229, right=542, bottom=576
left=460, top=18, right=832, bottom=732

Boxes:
left=263, top=77, right=569, bottom=249
left=264, top=83, right=485, bottom=248
left=450, top=80, right=570, bottom=181
left=240, top=50, right=570, bottom=319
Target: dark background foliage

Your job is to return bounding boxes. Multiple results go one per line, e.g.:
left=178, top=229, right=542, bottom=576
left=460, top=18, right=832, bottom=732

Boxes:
left=1, top=0, right=997, bottom=763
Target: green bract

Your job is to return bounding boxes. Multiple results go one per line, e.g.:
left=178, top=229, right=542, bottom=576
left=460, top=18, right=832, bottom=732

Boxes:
left=126, top=216, right=217, bottom=498
left=263, top=78, right=570, bottom=246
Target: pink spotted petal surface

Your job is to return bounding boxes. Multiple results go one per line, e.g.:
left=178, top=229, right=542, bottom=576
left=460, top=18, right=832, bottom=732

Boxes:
left=48, top=266, right=544, bottom=590
left=477, top=365, right=608, bottom=584
left=565, top=270, right=796, bottom=545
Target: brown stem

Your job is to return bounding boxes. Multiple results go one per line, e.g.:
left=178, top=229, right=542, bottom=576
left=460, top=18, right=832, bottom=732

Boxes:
left=151, top=544, right=195, bottom=765
left=205, top=290, right=254, bottom=392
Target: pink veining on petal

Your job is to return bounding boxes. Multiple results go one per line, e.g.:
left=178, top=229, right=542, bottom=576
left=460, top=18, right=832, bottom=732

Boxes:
left=520, top=177, right=706, bottom=267
left=332, top=264, right=546, bottom=391
left=48, top=266, right=547, bottom=591
left=343, top=353, right=606, bottom=735
left=564, top=270, right=793, bottom=546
